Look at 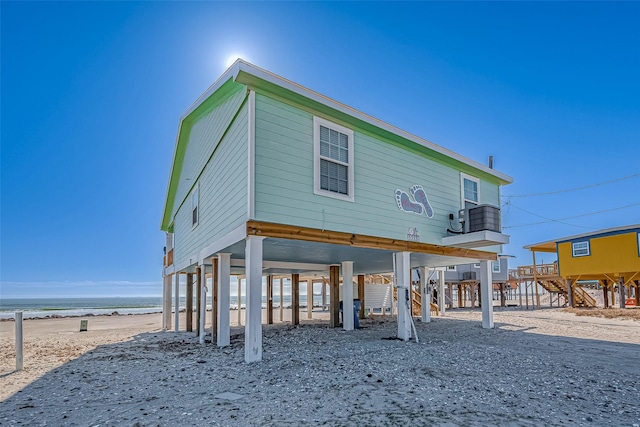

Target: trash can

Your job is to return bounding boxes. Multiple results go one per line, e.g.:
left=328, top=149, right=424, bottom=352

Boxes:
left=339, top=299, right=361, bottom=329
left=353, top=299, right=361, bottom=329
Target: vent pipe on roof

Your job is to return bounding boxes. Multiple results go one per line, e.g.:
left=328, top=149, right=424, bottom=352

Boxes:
left=488, top=155, right=494, bottom=169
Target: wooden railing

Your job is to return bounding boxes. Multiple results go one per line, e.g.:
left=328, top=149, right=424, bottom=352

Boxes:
left=393, top=287, right=439, bottom=316
left=572, top=284, right=597, bottom=307
left=164, top=249, right=174, bottom=267
left=517, top=263, right=559, bottom=279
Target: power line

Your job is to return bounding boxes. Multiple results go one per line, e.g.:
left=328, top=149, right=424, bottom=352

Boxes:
left=503, top=202, right=640, bottom=229
left=504, top=203, right=596, bottom=230
left=502, top=173, right=640, bottom=199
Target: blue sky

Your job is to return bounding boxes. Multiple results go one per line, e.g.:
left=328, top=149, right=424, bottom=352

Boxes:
left=2, top=2, right=639, bottom=298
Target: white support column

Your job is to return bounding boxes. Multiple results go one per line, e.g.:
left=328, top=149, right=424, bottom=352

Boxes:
left=322, top=280, right=327, bottom=309
left=394, top=252, right=411, bottom=341
left=238, top=278, right=242, bottom=326
left=307, top=281, right=313, bottom=319
left=174, top=273, right=180, bottom=332
left=480, top=260, right=494, bottom=329
left=342, top=261, right=354, bottom=331
left=217, top=253, right=231, bottom=347
left=199, top=262, right=207, bottom=344
left=245, top=236, right=264, bottom=363
left=15, top=312, right=23, bottom=371
left=438, top=270, right=446, bottom=316
left=279, top=278, right=284, bottom=322
left=420, top=267, right=431, bottom=323
left=162, top=275, right=171, bottom=330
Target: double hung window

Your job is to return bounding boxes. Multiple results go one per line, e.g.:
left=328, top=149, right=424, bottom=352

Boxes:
left=460, top=173, right=480, bottom=208
left=314, top=117, right=354, bottom=202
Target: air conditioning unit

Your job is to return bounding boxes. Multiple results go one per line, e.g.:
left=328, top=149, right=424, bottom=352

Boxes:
left=458, top=205, right=501, bottom=234
left=462, top=271, right=476, bottom=281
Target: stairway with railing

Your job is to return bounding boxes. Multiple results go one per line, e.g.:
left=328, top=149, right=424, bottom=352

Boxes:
left=411, top=288, right=439, bottom=316
left=516, top=264, right=596, bottom=308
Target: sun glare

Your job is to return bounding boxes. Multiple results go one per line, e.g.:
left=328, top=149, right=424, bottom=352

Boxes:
left=225, top=54, right=244, bottom=69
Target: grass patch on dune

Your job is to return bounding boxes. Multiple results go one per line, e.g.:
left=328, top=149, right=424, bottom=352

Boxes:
left=565, top=307, right=640, bottom=321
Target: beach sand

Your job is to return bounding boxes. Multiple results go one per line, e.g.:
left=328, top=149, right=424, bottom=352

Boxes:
left=1, top=308, right=639, bottom=426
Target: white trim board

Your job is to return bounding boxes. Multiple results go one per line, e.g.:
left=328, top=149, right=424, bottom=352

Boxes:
left=198, top=224, right=247, bottom=264
left=247, top=90, right=256, bottom=219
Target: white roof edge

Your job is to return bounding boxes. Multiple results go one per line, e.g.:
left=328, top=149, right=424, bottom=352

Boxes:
left=162, top=62, right=243, bottom=228
left=180, top=62, right=243, bottom=120
left=161, top=120, right=185, bottom=229
left=524, top=223, right=640, bottom=249
left=179, top=59, right=513, bottom=183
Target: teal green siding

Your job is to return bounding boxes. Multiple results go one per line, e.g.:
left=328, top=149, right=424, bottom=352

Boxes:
left=254, top=94, right=501, bottom=245
left=173, top=102, right=248, bottom=267
left=480, top=180, right=500, bottom=207
left=171, top=87, right=247, bottom=220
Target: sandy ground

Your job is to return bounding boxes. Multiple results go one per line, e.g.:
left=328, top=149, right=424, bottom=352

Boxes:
left=1, top=308, right=639, bottom=426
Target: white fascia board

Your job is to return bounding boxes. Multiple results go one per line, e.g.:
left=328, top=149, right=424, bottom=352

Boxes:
left=441, top=230, right=510, bottom=249
left=198, top=224, right=247, bottom=263
left=232, top=60, right=513, bottom=184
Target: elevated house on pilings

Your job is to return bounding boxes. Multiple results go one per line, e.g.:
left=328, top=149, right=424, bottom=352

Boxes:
left=160, top=60, right=512, bottom=362
left=522, top=225, right=640, bottom=309
left=441, top=257, right=516, bottom=309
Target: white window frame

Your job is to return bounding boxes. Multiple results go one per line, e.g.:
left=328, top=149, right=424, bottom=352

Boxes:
left=473, top=263, right=480, bottom=269
left=572, top=241, right=590, bottom=257
left=492, top=260, right=501, bottom=273
left=191, top=183, right=199, bottom=229
left=313, top=116, right=355, bottom=202
left=460, top=173, right=480, bottom=208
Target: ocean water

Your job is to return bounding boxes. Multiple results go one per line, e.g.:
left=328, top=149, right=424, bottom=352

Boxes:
left=0, top=294, right=326, bottom=320
left=0, top=297, right=164, bottom=320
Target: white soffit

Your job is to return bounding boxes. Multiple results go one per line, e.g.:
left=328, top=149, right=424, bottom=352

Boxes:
left=441, top=231, right=510, bottom=249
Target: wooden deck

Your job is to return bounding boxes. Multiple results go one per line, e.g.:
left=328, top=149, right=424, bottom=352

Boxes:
left=516, top=263, right=596, bottom=308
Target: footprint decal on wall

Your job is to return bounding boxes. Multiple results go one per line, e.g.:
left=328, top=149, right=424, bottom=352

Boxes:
left=395, top=185, right=434, bottom=218
left=410, top=185, right=434, bottom=218
left=395, top=189, right=424, bottom=215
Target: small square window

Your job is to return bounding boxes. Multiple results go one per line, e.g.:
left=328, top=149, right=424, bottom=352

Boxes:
left=446, top=266, right=457, bottom=271
left=572, top=241, right=590, bottom=257
left=314, top=117, right=354, bottom=202
left=191, top=185, right=199, bottom=228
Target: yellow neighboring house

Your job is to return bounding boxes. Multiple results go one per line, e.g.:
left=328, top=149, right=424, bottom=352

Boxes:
left=525, top=224, right=640, bottom=308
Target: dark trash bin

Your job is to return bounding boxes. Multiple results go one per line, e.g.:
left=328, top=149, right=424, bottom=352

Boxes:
left=339, top=299, right=361, bottom=329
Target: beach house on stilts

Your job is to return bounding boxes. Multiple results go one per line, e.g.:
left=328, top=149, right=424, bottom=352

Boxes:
left=160, top=60, right=512, bottom=362
left=521, top=225, right=640, bottom=308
